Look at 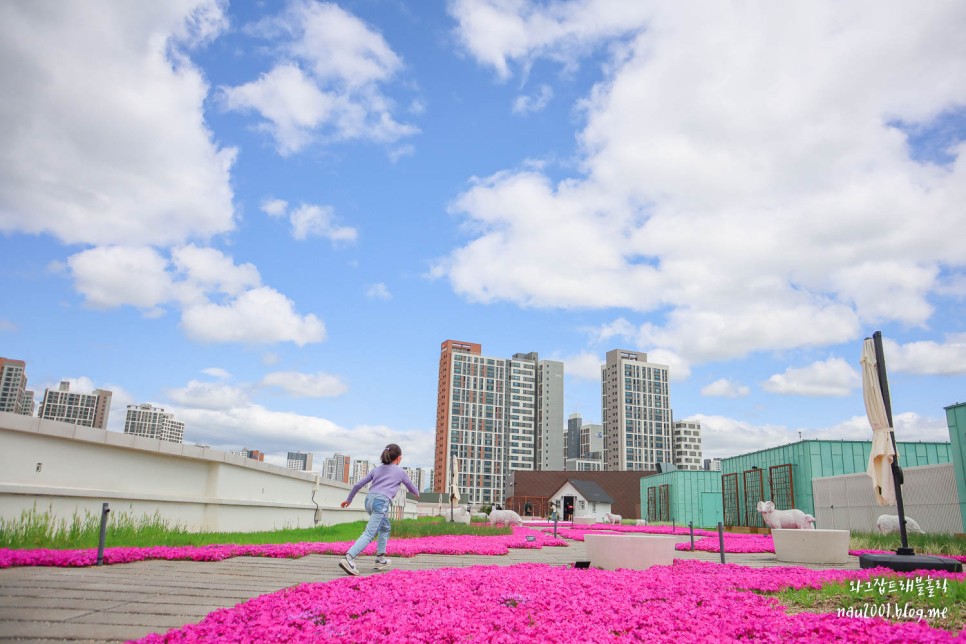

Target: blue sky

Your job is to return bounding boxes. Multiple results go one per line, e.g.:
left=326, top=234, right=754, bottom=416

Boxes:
left=2, top=1, right=965, bottom=472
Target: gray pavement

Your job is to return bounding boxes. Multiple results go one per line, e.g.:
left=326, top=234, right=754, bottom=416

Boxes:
left=0, top=539, right=859, bottom=643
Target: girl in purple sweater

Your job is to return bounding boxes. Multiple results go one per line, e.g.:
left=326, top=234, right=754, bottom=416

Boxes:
left=339, top=443, right=419, bottom=575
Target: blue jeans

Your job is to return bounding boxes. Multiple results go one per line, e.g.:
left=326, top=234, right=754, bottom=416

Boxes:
left=347, top=494, right=391, bottom=558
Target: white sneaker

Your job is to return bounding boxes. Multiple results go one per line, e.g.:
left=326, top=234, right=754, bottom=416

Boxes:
left=374, top=555, right=391, bottom=570
left=339, top=556, right=360, bottom=576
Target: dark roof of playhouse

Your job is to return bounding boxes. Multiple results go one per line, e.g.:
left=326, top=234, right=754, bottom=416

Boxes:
left=508, top=470, right=656, bottom=519
left=567, top=480, right=614, bottom=504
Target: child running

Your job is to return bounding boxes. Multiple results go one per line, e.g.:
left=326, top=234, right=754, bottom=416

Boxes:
left=339, top=443, right=419, bottom=575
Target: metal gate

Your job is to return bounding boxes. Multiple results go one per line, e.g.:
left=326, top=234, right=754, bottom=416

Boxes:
left=647, top=486, right=658, bottom=522
left=768, top=464, right=795, bottom=510
left=743, top=468, right=765, bottom=527
left=658, top=484, right=670, bottom=522
left=722, top=473, right=739, bottom=526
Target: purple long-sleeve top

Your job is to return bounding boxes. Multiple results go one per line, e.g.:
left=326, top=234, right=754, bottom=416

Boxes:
left=345, top=462, right=419, bottom=503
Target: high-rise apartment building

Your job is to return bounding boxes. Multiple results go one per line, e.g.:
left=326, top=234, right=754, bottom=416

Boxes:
left=601, top=349, right=670, bottom=471
left=672, top=420, right=703, bottom=470
left=404, top=467, right=427, bottom=493
left=229, top=448, right=265, bottom=461
left=351, top=459, right=372, bottom=486
left=565, top=413, right=582, bottom=460
left=0, top=358, right=34, bottom=415
left=323, top=453, right=351, bottom=483
left=123, top=403, right=185, bottom=443
left=580, top=422, right=603, bottom=460
left=287, top=451, right=313, bottom=471
left=37, top=381, right=112, bottom=429
left=434, top=340, right=565, bottom=506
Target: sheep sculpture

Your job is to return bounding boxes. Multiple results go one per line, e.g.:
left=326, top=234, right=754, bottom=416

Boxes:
left=446, top=507, right=471, bottom=525
left=756, top=500, right=816, bottom=529
left=876, top=515, right=924, bottom=535
left=603, top=512, right=622, bottom=525
left=488, top=509, right=524, bottom=527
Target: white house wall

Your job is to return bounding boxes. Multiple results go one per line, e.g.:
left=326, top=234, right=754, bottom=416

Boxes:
left=0, top=412, right=416, bottom=532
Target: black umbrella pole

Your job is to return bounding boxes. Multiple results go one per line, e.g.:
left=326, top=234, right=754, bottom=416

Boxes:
left=873, top=331, right=912, bottom=555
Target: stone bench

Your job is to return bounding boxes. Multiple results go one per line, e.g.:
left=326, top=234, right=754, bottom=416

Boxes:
left=584, top=534, right=681, bottom=570
left=573, top=515, right=597, bottom=525
left=772, top=529, right=851, bottom=564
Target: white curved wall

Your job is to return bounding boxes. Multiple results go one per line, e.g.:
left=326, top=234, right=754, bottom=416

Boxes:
left=0, top=412, right=415, bottom=533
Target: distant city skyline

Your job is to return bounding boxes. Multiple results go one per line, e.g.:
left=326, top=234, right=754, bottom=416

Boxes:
left=2, top=2, right=964, bottom=472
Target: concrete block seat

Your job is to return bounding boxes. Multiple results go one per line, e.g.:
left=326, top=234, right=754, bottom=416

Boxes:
left=772, top=529, right=851, bottom=564
left=573, top=515, right=597, bottom=525
left=584, top=533, right=682, bottom=570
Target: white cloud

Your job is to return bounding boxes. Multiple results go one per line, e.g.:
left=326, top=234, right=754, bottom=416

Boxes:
left=290, top=204, right=358, bottom=243
left=701, top=379, right=750, bottom=398
left=366, top=283, right=392, bottom=300
left=181, top=286, right=325, bottom=346
left=512, top=84, right=553, bottom=114
left=0, top=1, right=236, bottom=247
left=201, top=367, right=232, bottom=380
left=260, top=371, right=348, bottom=398
left=221, top=1, right=417, bottom=155
left=170, top=403, right=434, bottom=468
left=563, top=351, right=602, bottom=380
left=261, top=198, right=289, bottom=217
left=166, top=380, right=250, bottom=410
left=762, top=357, right=860, bottom=397
left=883, top=337, right=966, bottom=376
left=68, top=246, right=173, bottom=312
left=438, top=1, right=966, bottom=366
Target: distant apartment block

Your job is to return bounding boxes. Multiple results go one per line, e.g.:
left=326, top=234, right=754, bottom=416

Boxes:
left=322, top=453, right=351, bottom=483
left=704, top=457, right=722, bottom=471
left=287, top=451, right=313, bottom=472
left=229, top=448, right=265, bottom=461
left=37, top=381, right=112, bottom=429
left=351, top=459, right=372, bottom=486
left=434, top=340, right=565, bottom=506
left=0, top=357, right=34, bottom=415
left=123, top=403, right=185, bottom=443
left=601, top=349, right=671, bottom=471
left=580, top=422, right=604, bottom=460
left=404, top=467, right=427, bottom=493
left=565, top=413, right=582, bottom=460
left=672, top=420, right=703, bottom=470
left=565, top=458, right=604, bottom=472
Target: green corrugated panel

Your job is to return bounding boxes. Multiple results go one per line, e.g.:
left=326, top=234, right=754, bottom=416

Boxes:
left=945, top=403, right=966, bottom=532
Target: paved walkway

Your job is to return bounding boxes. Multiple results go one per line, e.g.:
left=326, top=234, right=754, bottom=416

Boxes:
left=0, top=540, right=859, bottom=643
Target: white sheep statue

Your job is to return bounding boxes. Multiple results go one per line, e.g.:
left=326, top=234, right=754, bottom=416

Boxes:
left=488, top=509, right=523, bottom=527
left=876, top=515, right=924, bottom=535
left=756, top=500, right=815, bottom=530
left=603, top=512, right=622, bottom=525
left=446, top=507, right=471, bottom=525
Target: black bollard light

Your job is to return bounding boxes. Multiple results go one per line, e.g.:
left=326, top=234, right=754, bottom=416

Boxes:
left=717, top=522, right=726, bottom=564
left=96, top=502, right=111, bottom=566
left=689, top=521, right=694, bottom=551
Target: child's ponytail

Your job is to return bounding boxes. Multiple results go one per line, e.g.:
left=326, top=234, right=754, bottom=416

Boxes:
left=381, top=443, right=402, bottom=465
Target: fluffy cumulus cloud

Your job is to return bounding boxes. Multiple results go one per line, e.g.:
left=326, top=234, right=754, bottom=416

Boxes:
left=440, top=0, right=966, bottom=370
left=512, top=84, right=553, bottom=114
left=0, top=0, right=236, bottom=247
left=260, top=371, right=348, bottom=398
left=762, top=357, right=860, bottom=397
left=221, top=1, right=417, bottom=155
left=701, top=379, right=750, bottom=399
left=884, top=336, right=966, bottom=376
left=67, top=245, right=324, bottom=345
left=258, top=198, right=358, bottom=243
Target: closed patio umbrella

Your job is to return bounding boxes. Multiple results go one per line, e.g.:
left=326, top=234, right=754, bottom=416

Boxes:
left=862, top=337, right=896, bottom=506
left=448, top=456, right=460, bottom=521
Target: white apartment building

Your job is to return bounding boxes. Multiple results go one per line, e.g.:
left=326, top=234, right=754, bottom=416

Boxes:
left=0, top=358, right=34, bottom=416
left=351, top=459, right=372, bottom=486
left=322, top=453, right=351, bottom=483
left=123, top=403, right=185, bottom=443
left=580, top=423, right=604, bottom=460
left=38, top=381, right=112, bottom=429
left=403, top=467, right=427, bottom=493
left=433, top=341, right=565, bottom=506
left=287, top=451, right=313, bottom=471
left=601, top=349, right=671, bottom=471
left=672, top=420, right=703, bottom=470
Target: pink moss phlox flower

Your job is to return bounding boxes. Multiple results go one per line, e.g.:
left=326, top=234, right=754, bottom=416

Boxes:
left=0, top=527, right=565, bottom=569
left=133, top=560, right=965, bottom=643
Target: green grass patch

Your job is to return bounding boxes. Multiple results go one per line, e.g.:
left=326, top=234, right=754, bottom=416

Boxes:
left=848, top=531, right=966, bottom=556
left=0, top=507, right=511, bottom=550
left=774, top=575, right=965, bottom=632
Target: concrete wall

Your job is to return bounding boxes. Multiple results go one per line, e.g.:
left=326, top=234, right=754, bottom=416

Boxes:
left=812, top=463, right=961, bottom=534
left=0, top=412, right=416, bottom=532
